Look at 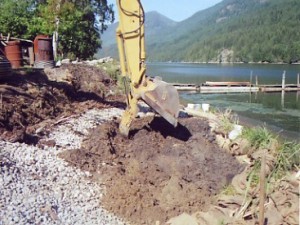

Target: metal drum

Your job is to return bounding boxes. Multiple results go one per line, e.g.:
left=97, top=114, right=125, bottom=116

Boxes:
left=34, top=35, right=55, bottom=68
left=4, top=41, right=22, bottom=69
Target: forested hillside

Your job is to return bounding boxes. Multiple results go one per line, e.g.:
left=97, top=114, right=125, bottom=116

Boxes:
left=99, top=0, right=300, bottom=64
left=97, top=11, right=177, bottom=59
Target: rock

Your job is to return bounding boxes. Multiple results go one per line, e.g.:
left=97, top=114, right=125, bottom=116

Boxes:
left=167, top=213, right=198, bottom=225
left=56, top=60, right=62, bottom=66
left=228, top=125, right=243, bottom=140
left=61, top=59, right=71, bottom=64
left=13, top=216, right=19, bottom=223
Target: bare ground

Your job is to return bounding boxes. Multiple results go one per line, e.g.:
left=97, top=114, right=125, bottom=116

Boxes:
left=59, top=116, right=242, bottom=224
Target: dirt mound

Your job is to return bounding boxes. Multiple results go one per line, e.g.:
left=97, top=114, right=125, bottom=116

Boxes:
left=0, top=65, right=120, bottom=143
left=60, top=116, right=242, bottom=224
left=59, top=63, right=115, bottom=98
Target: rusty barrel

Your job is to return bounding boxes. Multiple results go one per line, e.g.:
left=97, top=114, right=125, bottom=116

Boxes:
left=37, top=37, right=54, bottom=61
left=4, top=41, right=22, bottom=69
left=34, top=35, right=47, bottom=55
left=34, top=35, right=54, bottom=68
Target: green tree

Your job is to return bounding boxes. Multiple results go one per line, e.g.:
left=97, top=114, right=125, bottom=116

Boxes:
left=37, top=0, right=114, bottom=59
left=0, top=0, right=114, bottom=59
left=0, top=0, right=36, bottom=39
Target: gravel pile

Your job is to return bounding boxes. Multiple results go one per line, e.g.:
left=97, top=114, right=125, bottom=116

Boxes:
left=0, top=108, right=127, bottom=225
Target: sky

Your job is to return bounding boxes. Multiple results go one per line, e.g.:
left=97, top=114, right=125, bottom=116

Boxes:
left=108, top=0, right=223, bottom=22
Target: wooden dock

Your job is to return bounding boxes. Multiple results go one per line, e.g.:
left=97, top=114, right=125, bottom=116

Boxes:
left=172, top=82, right=259, bottom=93
left=173, top=83, right=299, bottom=93
left=259, top=84, right=300, bottom=92
left=171, top=72, right=300, bottom=93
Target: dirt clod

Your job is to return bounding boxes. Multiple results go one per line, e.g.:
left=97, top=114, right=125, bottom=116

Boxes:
left=60, top=116, right=242, bottom=224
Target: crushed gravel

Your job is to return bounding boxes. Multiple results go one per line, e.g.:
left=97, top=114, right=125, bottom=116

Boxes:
left=0, top=108, right=127, bottom=225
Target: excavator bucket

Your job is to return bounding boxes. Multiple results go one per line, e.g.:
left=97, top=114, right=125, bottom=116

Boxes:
left=141, top=77, right=180, bottom=127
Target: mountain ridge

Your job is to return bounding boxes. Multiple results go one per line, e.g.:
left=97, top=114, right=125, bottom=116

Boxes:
left=98, top=0, right=300, bottom=63
left=98, top=10, right=177, bottom=59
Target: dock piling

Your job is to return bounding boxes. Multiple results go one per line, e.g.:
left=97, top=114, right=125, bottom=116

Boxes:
left=281, top=90, right=285, bottom=108
left=282, top=71, right=286, bottom=90
left=281, top=71, right=286, bottom=90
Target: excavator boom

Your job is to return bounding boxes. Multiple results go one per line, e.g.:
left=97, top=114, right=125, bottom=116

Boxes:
left=116, top=0, right=180, bottom=136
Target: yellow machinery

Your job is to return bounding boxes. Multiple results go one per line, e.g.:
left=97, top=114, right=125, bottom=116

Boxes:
left=116, top=0, right=180, bottom=136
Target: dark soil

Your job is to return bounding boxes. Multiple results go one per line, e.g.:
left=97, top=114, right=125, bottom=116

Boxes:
left=60, top=116, right=242, bottom=225
left=0, top=64, right=124, bottom=143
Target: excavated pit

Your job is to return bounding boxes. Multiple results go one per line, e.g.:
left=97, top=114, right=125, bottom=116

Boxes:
left=60, top=116, right=242, bottom=224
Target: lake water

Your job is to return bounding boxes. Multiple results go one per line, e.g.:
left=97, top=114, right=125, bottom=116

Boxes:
left=147, top=63, right=300, bottom=141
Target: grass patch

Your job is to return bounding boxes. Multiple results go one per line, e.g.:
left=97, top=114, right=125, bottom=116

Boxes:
left=217, top=108, right=239, bottom=135
left=243, top=126, right=299, bottom=183
left=269, top=141, right=300, bottom=180
left=221, top=184, right=237, bottom=196
left=242, top=126, right=274, bottom=149
left=97, top=61, right=120, bottom=82
left=96, top=61, right=128, bottom=94
left=248, top=160, right=261, bottom=187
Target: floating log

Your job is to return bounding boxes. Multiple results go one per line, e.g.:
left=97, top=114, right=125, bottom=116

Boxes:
left=259, top=84, right=300, bottom=92
left=204, top=81, right=251, bottom=87
left=200, top=86, right=258, bottom=93
left=171, top=83, right=199, bottom=91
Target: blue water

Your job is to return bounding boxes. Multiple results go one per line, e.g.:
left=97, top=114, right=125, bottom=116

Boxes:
left=147, top=63, right=300, bottom=141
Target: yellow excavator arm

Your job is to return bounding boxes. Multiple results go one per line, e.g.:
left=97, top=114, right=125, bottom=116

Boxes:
left=116, top=0, right=180, bottom=136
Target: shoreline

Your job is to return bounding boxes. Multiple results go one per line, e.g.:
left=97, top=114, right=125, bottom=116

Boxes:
left=236, top=114, right=300, bottom=142
left=148, top=61, right=300, bottom=65
left=180, top=101, right=299, bottom=142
